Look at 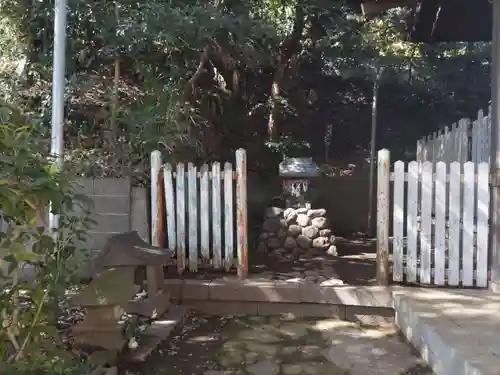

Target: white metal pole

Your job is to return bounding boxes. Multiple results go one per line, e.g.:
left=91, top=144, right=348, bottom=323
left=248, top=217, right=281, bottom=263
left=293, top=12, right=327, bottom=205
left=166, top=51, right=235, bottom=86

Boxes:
left=49, top=0, right=67, bottom=231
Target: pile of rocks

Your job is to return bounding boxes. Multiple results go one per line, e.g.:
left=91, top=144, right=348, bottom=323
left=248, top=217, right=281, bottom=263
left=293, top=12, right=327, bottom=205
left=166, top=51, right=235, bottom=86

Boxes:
left=257, top=206, right=337, bottom=257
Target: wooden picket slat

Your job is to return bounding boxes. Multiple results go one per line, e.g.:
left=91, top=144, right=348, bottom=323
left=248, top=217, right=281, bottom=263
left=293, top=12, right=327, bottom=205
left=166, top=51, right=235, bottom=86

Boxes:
left=407, top=161, right=419, bottom=283
left=392, top=161, right=404, bottom=282
left=416, top=108, right=493, bottom=164
left=448, top=162, right=461, bottom=286
left=420, top=162, right=432, bottom=284
left=223, top=162, right=234, bottom=272
left=462, top=162, right=475, bottom=286
left=212, top=162, right=222, bottom=269
left=471, top=120, right=478, bottom=164
left=150, top=150, right=248, bottom=277
left=459, top=119, right=469, bottom=164
left=451, top=122, right=458, bottom=163
left=150, top=150, right=162, bottom=247
left=476, top=162, right=489, bottom=287
left=188, top=163, right=198, bottom=272
left=377, top=149, right=390, bottom=285
left=431, top=131, right=437, bottom=163
left=176, top=163, right=186, bottom=273
left=163, top=164, right=176, bottom=250
left=416, top=140, right=423, bottom=163
left=434, top=162, right=446, bottom=285
left=235, top=149, right=248, bottom=279
left=200, top=164, right=210, bottom=263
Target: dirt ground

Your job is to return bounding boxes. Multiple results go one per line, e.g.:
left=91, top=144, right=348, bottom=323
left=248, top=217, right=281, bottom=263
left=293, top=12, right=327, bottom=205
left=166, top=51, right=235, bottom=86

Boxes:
left=250, top=236, right=380, bottom=285
left=125, top=314, right=431, bottom=375
left=164, top=235, right=384, bottom=286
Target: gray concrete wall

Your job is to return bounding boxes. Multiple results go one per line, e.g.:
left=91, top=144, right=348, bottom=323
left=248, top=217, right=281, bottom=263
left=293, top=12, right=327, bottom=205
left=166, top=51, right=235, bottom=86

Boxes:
left=75, top=178, right=149, bottom=257
left=315, top=170, right=376, bottom=236
left=0, top=178, right=149, bottom=280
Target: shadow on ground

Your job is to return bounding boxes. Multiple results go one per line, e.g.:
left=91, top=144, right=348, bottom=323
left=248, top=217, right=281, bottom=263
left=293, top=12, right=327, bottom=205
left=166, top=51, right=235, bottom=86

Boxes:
left=126, top=314, right=432, bottom=375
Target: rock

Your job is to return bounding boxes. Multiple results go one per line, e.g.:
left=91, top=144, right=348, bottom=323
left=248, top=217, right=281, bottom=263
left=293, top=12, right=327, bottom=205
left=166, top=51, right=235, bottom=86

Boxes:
left=319, top=229, right=332, bottom=237
left=282, top=364, right=303, bottom=375
left=267, top=237, right=282, bottom=249
left=320, top=277, right=344, bottom=286
left=265, top=207, right=284, bottom=218
left=296, top=235, right=312, bottom=249
left=307, top=208, right=326, bottom=218
left=280, top=219, right=289, bottom=229
left=326, top=245, right=338, bottom=256
left=295, top=207, right=308, bottom=214
left=257, top=242, right=267, bottom=253
left=262, top=217, right=281, bottom=233
left=259, top=232, right=272, bottom=241
left=330, top=235, right=337, bottom=244
left=284, top=207, right=295, bottom=218
left=204, top=371, right=237, bottom=375
left=284, top=237, right=297, bottom=249
left=312, top=236, right=330, bottom=249
left=307, top=247, right=326, bottom=256
left=277, top=229, right=287, bottom=239
left=284, top=210, right=297, bottom=225
left=287, top=225, right=302, bottom=237
left=247, top=359, right=280, bottom=375
left=273, top=248, right=286, bottom=256
left=296, top=214, right=310, bottom=227
left=311, top=217, right=328, bottom=229
left=302, top=225, right=319, bottom=239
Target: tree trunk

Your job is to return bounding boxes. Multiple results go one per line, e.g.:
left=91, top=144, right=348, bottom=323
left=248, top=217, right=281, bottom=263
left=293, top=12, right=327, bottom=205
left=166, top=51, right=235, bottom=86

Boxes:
left=266, top=1, right=305, bottom=139
left=367, top=67, right=385, bottom=236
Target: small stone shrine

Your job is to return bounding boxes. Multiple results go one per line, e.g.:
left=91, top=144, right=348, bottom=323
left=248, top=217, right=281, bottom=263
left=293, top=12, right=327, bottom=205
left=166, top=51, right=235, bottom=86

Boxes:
left=71, top=231, right=175, bottom=355
left=257, top=157, right=338, bottom=257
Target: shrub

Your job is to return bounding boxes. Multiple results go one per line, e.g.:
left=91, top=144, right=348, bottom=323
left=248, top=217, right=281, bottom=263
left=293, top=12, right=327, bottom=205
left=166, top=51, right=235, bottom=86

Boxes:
left=0, top=123, right=93, bottom=374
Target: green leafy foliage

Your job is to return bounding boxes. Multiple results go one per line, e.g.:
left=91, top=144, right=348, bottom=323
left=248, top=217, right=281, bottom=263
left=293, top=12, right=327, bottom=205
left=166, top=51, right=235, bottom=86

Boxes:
left=0, top=123, right=93, bottom=374
left=0, top=0, right=492, bottom=168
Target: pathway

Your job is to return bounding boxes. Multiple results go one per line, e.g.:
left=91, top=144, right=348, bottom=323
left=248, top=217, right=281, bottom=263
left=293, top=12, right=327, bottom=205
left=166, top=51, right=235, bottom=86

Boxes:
left=394, top=288, right=500, bottom=375
left=132, top=315, right=432, bottom=375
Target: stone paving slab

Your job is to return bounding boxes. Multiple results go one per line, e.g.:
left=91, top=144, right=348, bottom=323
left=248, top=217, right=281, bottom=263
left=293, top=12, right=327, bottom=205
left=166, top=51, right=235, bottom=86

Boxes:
left=393, top=288, right=500, bottom=375
left=129, top=305, right=190, bottom=362
left=134, top=314, right=431, bottom=375
left=164, top=278, right=395, bottom=307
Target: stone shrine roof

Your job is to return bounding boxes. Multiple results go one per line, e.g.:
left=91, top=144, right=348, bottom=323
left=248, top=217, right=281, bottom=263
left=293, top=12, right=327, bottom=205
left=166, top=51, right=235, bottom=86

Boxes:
left=279, top=157, right=319, bottom=178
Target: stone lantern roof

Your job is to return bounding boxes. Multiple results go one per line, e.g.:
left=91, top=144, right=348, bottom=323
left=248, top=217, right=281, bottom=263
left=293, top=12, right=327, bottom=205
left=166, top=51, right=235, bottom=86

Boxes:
left=279, top=157, right=319, bottom=179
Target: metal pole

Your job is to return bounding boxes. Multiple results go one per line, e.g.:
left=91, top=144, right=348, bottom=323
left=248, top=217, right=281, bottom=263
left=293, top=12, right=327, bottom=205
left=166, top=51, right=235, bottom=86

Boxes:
left=49, top=0, right=67, bottom=231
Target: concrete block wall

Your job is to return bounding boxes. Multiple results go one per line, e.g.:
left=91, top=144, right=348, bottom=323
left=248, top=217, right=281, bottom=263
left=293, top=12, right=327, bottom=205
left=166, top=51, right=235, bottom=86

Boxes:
left=0, top=178, right=149, bottom=280
left=75, top=178, right=134, bottom=256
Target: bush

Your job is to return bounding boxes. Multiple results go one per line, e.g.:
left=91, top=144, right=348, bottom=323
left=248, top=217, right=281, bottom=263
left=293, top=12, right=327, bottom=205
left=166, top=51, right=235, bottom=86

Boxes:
left=0, top=123, right=93, bottom=374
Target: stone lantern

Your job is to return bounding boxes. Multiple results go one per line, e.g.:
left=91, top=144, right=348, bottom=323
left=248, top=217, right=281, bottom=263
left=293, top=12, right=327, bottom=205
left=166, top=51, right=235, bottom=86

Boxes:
left=279, top=157, right=319, bottom=209
left=256, top=156, right=338, bottom=259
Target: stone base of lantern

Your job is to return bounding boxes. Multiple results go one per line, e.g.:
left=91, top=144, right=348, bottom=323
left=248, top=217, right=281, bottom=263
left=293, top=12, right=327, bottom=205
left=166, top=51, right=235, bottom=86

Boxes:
left=257, top=206, right=338, bottom=257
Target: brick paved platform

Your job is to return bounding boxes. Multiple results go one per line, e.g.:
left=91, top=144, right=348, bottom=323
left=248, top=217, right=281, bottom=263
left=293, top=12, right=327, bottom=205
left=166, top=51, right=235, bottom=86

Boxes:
left=394, top=288, right=500, bottom=375
left=164, top=277, right=500, bottom=375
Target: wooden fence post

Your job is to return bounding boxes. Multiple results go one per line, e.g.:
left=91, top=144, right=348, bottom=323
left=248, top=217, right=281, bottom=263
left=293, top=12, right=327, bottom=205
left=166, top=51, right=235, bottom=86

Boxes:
left=236, top=149, right=248, bottom=279
left=377, top=149, right=390, bottom=285
left=151, top=150, right=164, bottom=247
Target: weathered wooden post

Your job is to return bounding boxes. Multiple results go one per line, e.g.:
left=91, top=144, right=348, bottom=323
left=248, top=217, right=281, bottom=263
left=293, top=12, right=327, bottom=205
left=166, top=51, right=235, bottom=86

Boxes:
left=377, top=149, right=390, bottom=285
left=150, top=150, right=164, bottom=247
left=236, top=149, right=248, bottom=279
left=490, top=0, right=500, bottom=292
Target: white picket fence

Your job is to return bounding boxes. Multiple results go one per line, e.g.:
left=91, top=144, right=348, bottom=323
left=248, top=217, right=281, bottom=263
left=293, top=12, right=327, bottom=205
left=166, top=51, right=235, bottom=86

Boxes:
left=150, top=149, right=248, bottom=278
left=377, top=149, right=490, bottom=287
left=416, top=107, right=491, bottom=164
